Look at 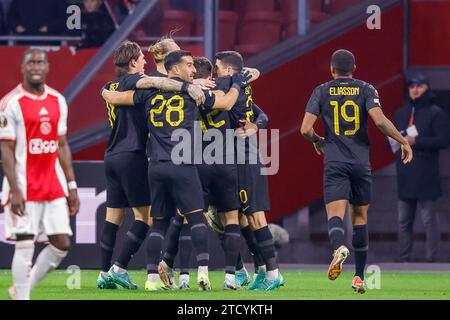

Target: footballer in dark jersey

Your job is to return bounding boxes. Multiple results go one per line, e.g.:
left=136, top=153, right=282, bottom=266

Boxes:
left=103, top=50, right=250, bottom=291
left=301, top=49, right=412, bottom=293
left=213, top=51, right=283, bottom=291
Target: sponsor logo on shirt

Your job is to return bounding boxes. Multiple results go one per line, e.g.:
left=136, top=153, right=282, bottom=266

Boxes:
left=29, top=139, right=58, bottom=154
left=40, top=122, right=52, bottom=135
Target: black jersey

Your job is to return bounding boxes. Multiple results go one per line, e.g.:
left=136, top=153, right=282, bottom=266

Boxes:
left=305, top=77, right=381, bottom=165
left=216, top=76, right=255, bottom=129
left=103, top=72, right=147, bottom=156
left=148, top=70, right=167, bottom=77
left=134, top=77, right=216, bottom=163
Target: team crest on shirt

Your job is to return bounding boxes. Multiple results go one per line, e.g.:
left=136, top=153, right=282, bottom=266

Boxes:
left=40, top=121, right=52, bottom=135
left=0, top=114, right=7, bottom=128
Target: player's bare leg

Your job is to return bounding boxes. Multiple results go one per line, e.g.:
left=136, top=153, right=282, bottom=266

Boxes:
left=247, top=212, right=283, bottom=290
left=97, top=208, right=125, bottom=289
left=29, top=234, right=71, bottom=292
left=350, top=204, right=369, bottom=294
left=326, top=200, right=350, bottom=281
left=220, top=209, right=242, bottom=290
left=108, top=206, right=150, bottom=290
left=10, top=234, right=34, bottom=300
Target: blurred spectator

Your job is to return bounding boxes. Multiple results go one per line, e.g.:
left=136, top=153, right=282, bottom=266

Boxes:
left=7, top=0, right=66, bottom=35
left=78, top=0, right=115, bottom=48
left=115, top=0, right=163, bottom=37
left=393, top=75, right=450, bottom=262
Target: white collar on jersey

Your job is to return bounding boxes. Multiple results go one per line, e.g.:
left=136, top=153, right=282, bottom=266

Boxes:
left=18, top=84, right=49, bottom=100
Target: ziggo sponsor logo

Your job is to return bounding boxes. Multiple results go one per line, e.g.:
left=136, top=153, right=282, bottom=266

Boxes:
left=29, top=139, right=58, bottom=154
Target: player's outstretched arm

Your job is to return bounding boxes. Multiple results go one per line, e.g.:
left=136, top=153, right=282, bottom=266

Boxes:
left=136, top=76, right=205, bottom=106
left=368, top=107, right=413, bottom=164
left=300, top=112, right=324, bottom=155
left=211, top=71, right=252, bottom=110
left=242, top=67, right=260, bottom=83
left=0, top=141, right=25, bottom=216
left=102, top=89, right=135, bottom=106
left=58, top=135, right=80, bottom=216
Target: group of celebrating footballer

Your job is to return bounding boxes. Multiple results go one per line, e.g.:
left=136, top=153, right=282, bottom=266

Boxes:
left=98, top=37, right=283, bottom=292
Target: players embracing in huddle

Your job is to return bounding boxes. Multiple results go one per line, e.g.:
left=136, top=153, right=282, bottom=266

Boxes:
left=101, top=38, right=283, bottom=292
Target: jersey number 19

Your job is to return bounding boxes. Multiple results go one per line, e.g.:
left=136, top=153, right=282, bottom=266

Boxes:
left=330, top=100, right=360, bottom=136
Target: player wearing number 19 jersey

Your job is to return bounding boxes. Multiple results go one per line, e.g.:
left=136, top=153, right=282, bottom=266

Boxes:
left=301, top=49, right=413, bottom=293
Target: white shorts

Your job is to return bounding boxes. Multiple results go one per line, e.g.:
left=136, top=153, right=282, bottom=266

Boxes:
left=5, top=197, right=72, bottom=242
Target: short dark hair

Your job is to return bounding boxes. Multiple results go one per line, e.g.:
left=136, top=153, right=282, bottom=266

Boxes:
left=215, top=51, right=243, bottom=72
left=331, top=49, right=355, bottom=75
left=193, top=56, right=212, bottom=79
left=114, top=41, right=141, bottom=76
left=164, top=50, right=192, bottom=72
left=22, top=48, right=47, bottom=63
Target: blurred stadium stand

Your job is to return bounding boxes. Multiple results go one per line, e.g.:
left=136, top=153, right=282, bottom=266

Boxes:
left=0, top=0, right=449, bottom=263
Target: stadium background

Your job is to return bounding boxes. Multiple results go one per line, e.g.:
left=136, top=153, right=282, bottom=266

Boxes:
left=0, top=0, right=449, bottom=269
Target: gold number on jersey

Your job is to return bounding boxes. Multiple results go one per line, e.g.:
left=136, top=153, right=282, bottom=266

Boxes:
left=105, top=82, right=118, bottom=128
left=150, top=95, right=165, bottom=127
left=206, top=109, right=226, bottom=128
left=330, top=100, right=360, bottom=136
left=166, top=95, right=184, bottom=126
left=245, top=95, right=254, bottom=122
left=239, top=189, right=248, bottom=204
left=106, top=102, right=116, bottom=128
left=150, top=94, right=185, bottom=127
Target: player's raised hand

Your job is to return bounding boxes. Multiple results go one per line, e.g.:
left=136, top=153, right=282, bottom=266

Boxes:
left=193, top=78, right=216, bottom=90
left=401, top=142, right=413, bottom=164
left=11, top=190, right=26, bottom=216
left=187, top=84, right=205, bottom=106
left=67, top=189, right=80, bottom=216
left=232, top=70, right=252, bottom=88
left=242, top=67, right=260, bottom=83
left=313, top=137, right=325, bottom=156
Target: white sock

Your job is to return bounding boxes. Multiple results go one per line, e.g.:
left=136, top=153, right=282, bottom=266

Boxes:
left=258, top=265, right=267, bottom=273
left=198, top=266, right=208, bottom=275
left=266, top=269, right=279, bottom=280
left=225, top=273, right=235, bottom=283
left=12, top=240, right=35, bottom=300
left=112, top=264, right=127, bottom=274
left=147, top=273, right=160, bottom=282
left=30, top=244, right=68, bottom=290
left=179, top=274, right=190, bottom=283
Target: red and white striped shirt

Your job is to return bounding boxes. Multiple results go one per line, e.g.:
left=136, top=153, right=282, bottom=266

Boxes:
left=0, top=84, right=68, bottom=203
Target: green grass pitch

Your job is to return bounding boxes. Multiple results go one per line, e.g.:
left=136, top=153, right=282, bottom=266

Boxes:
left=0, top=270, right=449, bottom=300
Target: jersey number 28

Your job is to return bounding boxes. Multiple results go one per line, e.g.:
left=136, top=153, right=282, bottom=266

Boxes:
left=150, top=94, right=184, bottom=127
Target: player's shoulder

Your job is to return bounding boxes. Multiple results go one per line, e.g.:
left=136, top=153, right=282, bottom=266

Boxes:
left=0, top=85, right=25, bottom=111
left=312, top=81, right=333, bottom=96
left=215, top=76, right=232, bottom=91
left=352, top=78, right=377, bottom=92
left=148, top=70, right=167, bottom=78
left=45, top=85, right=66, bottom=101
